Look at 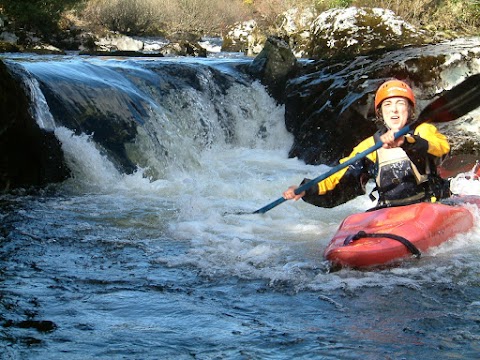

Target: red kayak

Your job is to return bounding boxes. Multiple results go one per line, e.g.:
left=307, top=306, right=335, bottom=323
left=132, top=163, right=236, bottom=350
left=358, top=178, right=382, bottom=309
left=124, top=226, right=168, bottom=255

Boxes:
left=324, top=198, right=480, bottom=269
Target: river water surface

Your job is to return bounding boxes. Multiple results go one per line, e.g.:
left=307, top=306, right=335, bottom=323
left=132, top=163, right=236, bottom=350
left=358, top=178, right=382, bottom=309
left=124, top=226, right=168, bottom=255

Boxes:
left=1, top=54, right=480, bottom=359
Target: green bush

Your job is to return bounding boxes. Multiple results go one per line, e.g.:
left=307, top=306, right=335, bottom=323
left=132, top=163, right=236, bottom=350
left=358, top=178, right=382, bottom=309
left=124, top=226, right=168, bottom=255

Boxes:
left=0, top=0, right=80, bottom=34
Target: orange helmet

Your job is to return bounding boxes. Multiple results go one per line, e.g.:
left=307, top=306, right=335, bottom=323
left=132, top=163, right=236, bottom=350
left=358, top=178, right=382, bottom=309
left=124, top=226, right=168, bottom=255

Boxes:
left=374, top=79, right=416, bottom=109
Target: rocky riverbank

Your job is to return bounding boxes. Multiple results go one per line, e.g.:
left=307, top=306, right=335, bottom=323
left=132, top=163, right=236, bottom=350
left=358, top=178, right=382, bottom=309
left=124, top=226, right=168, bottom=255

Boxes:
left=0, top=6, right=475, bottom=58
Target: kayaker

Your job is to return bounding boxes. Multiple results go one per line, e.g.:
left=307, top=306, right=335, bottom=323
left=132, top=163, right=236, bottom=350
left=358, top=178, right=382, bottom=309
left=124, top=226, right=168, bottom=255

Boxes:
left=282, top=79, right=452, bottom=209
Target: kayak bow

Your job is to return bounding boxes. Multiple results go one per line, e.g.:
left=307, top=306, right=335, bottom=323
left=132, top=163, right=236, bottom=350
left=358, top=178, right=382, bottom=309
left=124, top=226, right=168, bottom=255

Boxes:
left=324, top=200, right=480, bottom=268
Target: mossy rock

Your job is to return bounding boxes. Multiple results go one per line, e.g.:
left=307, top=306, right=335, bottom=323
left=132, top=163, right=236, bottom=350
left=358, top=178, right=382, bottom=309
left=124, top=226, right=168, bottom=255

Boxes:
left=0, top=41, right=20, bottom=53
left=307, top=7, right=431, bottom=60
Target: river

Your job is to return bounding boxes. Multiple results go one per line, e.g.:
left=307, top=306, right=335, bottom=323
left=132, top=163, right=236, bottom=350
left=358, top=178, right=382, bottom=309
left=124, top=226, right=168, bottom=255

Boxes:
left=1, top=53, right=480, bottom=359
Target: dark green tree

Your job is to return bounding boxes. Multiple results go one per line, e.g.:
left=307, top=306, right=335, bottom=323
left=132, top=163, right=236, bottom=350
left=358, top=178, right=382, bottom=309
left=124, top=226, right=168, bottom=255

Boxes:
left=0, top=0, right=81, bottom=34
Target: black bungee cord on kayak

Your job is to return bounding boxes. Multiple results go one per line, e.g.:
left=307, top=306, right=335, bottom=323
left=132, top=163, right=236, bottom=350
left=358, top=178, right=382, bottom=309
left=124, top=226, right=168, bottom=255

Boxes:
left=343, top=231, right=422, bottom=258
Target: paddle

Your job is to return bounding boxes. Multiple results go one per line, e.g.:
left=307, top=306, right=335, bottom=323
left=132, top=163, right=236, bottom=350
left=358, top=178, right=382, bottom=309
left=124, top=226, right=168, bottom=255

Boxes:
left=438, top=154, right=479, bottom=179
left=253, top=73, right=480, bottom=214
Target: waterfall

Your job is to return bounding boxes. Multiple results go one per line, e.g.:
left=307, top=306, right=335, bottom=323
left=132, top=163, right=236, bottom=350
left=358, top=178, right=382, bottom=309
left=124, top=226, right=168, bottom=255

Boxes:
left=9, top=56, right=292, bottom=188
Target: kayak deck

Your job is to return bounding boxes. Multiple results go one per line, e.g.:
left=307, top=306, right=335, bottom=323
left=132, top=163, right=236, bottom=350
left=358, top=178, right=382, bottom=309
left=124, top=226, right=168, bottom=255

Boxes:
left=323, top=202, right=475, bottom=268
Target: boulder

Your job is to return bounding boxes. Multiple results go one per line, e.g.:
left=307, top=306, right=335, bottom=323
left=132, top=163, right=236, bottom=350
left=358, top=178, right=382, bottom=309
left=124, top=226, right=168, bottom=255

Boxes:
left=222, top=20, right=267, bottom=56
left=84, top=32, right=207, bottom=57
left=275, top=7, right=317, bottom=58
left=0, top=41, right=19, bottom=53
left=247, top=36, right=298, bottom=103
left=306, top=7, right=432, bottom=59
left=95, top=33, right=144, bottom=52
left=0, top=61, right=70, bottom=191
left=160, top=41, right=207, bottom=57
left=0, top=31, right=18, bottom=44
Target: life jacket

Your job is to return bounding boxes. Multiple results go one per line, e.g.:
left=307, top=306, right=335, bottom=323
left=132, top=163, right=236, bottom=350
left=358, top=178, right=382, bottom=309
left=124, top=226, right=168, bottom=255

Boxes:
left=373, top=132, right=429, bottom=207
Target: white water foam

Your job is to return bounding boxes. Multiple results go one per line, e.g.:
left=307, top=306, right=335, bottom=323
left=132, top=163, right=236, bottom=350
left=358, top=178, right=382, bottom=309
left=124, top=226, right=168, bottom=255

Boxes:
left=53, top=113, right=480, bottom=292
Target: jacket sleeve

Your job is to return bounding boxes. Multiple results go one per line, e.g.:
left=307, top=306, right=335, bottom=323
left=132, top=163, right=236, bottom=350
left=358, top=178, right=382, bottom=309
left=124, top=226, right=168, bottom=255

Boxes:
left=401, top=123, right=450, bottom=171
left=301, top=137, right=376, bottom=208
left=402, top=123, right=450, bottom=158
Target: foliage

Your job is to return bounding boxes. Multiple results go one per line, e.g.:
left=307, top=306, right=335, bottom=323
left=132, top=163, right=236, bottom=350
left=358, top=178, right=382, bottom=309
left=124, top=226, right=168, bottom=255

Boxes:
left=1, top=0, right=479, bottom=40
left=443, top=0, right=480, bottom=28
left=162, top=0, right=246, bottom=34
left=82, top=0, right=250, bottom=35
left=315, top=0, right=353, bottom=10
left=0, top=0, right=81, bottom=33
left=81, top=0, right=159, bottom=35
left=351, top=0, right=480, bottom=32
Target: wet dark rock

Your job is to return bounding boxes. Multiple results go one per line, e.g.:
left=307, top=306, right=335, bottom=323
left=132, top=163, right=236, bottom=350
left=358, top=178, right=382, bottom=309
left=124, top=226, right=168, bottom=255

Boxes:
left=247, top=36, right=298, bottom=103
left=160, top=41, right=208, bottom=57
left=0, top=41, right=20, bottom=53
left=19, top=60, right=244, bottom=178
left=17, top=320, right=57, bottom=332
left=283, top=38, right=480, bottom=165
left=0, top=61, right=71, bottom=191
left=37, top=78, right=141, bottom=174
left=2, top=319, right=57, bottom=332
